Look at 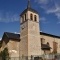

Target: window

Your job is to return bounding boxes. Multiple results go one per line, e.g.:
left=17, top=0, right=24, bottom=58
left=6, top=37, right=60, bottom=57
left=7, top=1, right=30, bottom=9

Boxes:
left=25, top=14, right=26, bottom=20
left=41, top=38, right=45, bottom=44
left=47, top=42, right=50, bottom=46
left=53, top=41, right=58, bottom=53
left=34, top=15, right=37, bottom=21
left=30, top=13, right=33, bottom=20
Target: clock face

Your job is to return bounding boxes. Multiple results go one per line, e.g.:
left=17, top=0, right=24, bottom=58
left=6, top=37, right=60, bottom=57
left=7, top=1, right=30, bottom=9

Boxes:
left=21, top=24, right=25, bottom=31
left=22, top=25, right=25, bottom=30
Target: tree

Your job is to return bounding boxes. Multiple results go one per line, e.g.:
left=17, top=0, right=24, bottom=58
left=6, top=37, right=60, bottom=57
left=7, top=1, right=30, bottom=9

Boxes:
left=0, top=41, right=2, bottom=48
left=0, top=47, right=10, bottom=60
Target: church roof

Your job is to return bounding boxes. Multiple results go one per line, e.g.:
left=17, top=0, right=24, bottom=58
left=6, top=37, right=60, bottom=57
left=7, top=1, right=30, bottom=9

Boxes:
left=2, top=32, right=20, bottom=40
left=2, top=32, right=60, bottom=41
left=20, top=8, right=38, bottom=16
left=40, top=32, right=60, bottom=38
left=20, top=0, right=38, bottom=16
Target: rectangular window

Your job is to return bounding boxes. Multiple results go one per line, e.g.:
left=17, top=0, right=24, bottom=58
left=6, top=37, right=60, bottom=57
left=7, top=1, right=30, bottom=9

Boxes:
left=53, top=41, right=58, bottom=53
left=41, top=38, right=45, bottom=44
left=25, top=14, right=26, bottom=20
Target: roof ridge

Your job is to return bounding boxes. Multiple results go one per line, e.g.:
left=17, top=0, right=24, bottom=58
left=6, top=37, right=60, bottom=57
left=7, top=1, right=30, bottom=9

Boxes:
left=40, top=32, right=60, bottom=38
left=4, top=32, right=19, bottom=35
left=3, top=32, right=20, bottom=40
left=5, top=32, right=9, bottom=38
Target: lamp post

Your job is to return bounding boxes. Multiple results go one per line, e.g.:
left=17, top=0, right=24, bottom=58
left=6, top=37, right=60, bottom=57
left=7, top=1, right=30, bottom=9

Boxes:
left=19, top=42, right=20, bottom=60
left=19, top=40, right=20, bottom=60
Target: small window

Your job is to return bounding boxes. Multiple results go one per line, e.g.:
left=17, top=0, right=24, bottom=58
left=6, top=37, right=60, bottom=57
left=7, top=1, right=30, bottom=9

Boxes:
left=22, top=16, right=24, bottom=22
left=41, top=38, right=45, bottom=44
left=34, top=15, right=37, bottom=21
left=30, top=13, right=33, bottom=20
left=47, top=42, right=50, bottom=46
left=25, top=14, right=26, bottom=20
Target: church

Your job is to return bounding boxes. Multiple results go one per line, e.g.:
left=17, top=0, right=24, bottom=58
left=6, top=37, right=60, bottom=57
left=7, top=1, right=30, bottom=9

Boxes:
left=0, top=0, right=60, bottom=60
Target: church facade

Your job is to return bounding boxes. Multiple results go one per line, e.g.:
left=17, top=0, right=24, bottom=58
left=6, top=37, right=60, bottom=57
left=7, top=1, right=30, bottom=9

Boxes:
left=0, top=0, right=60, bottom=60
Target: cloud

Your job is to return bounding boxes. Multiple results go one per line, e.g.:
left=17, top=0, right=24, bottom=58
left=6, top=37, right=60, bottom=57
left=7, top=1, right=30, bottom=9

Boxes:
left=46, top=3, right=60, bottom=14
left=35, top=0, right=60, bottom=23
left=35, top=0, right=49, bottom=4
left=46, top=3, right=60, bottom=23
left=0, top=11, right=19, bottom=23
left=40, top=17, right=46, bottom=21
left=40, top=17, right=48, bottom=23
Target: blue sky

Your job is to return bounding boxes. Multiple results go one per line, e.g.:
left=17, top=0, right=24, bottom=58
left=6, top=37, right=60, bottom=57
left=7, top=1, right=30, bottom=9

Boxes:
left=0, top=0, right=60, bottom=39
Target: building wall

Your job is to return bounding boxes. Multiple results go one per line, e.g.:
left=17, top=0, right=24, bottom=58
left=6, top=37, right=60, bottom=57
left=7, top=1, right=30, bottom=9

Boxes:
left=28, top=20, right=41, bottom=56
left=20, top=10, right=41, bottom=57
left=1, top=39, right=20, bottom=58
left=1, top=33, right=60, bottom=58
left=40, top=34, right=60, bottom=54
left=20, top=21, right=28, bottom=56
left=7, top=40, right=20, bottom=57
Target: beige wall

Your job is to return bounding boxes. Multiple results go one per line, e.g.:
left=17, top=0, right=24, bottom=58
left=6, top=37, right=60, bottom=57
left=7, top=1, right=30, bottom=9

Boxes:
left=7, top=40, right=20, bottom=57
left=1, top=39, right=20, bottom=57
left=20, top=21, right=28, bottom=56
left=20, top=10, right=41, bottom=57
left=40, top=34, right=60, bottom=54
left=28, top=20, right=41, bottom=56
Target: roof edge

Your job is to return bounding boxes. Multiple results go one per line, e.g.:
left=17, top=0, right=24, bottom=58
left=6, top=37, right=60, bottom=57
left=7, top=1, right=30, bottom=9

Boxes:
left=40, top=32, right=60, bottom=38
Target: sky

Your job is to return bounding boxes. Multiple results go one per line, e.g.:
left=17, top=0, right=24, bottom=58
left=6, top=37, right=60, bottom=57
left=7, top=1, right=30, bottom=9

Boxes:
left=0, top=0, right=60, bottom=39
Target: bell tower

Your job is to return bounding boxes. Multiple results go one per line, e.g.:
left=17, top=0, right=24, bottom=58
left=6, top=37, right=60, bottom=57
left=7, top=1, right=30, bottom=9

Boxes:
left=20, top=0, right=41, bottom=59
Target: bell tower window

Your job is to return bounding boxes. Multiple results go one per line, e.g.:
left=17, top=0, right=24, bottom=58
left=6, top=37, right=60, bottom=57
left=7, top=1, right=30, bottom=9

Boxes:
left=30, top=13, right=33, bottom=20
left=25, top=14, right=26, bottom=20
left=34, top=15, right=37, bottom=21
left=22, top=16, right=24, bottom=23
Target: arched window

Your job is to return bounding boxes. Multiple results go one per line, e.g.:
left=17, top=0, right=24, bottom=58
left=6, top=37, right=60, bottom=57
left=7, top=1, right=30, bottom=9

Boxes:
left=34, top=15, right=37, bottom=21
left=30, top=13, right=33, bottom=20
left=25, top=14, right=26, bottom=20
left=47, top=42, right=50, bottom=46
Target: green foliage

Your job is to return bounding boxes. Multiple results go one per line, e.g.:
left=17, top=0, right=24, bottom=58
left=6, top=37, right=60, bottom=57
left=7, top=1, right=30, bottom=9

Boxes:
left=0, top=47, right=10, bottom=60
left=0, top=41, right=2, bottom=48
